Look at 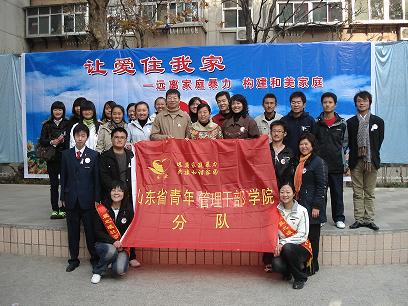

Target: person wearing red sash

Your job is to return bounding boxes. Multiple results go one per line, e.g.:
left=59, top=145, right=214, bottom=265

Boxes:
left=269, top=183, right=312, bottom=289
left=91, top=181, right=133, bottom=284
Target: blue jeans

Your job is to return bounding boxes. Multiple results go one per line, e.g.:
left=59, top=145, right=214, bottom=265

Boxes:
left=93, top=242, right=129, bottom=276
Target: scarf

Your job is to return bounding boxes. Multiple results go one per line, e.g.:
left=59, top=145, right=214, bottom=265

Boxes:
left=294, top=153, right=312, bottom=199
left=83, top=118, right=94, bottom=128
left=357, top=112, right=372, bottom=171
left=108, top=121, right=126, bottom=130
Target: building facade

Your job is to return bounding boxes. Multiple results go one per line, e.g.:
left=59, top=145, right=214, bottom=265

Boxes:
left=1, top=0, right=408, bottom=53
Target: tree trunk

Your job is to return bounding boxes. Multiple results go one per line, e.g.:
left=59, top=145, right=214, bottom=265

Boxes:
left=87, top=0, right=110, bottom=50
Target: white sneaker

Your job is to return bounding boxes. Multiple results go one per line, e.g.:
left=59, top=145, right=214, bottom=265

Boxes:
left=336, top=221, right=346, bottom=229
left=129, top=259, right=141, bottom=268
left=91, top=274, right=101, bottom=284
left=320, top=222, right=326, bottom=227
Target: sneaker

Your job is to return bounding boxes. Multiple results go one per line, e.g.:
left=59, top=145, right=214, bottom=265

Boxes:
left=50, top=211, right=60, bottom=220
left=335, top=221, right=346, bottom=229
left=58, top=211, right=66, bottom=218
left=91, top=274, right=101, bottom=284
left=129, top=259, right=141, bottom=268
left=320, top=222, right=326, bottom=228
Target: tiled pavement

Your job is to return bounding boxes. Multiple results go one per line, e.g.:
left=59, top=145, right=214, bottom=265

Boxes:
left=0, top=184, right=407, bottom=265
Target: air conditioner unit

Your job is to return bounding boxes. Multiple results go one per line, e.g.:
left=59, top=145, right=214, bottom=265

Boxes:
left=236, top=28, right=247, bottom=41
left=400, top=27, right=408, bottom=40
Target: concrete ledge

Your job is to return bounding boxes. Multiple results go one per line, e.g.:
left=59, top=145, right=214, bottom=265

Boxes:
left=1, top=224, right=407, bottom=266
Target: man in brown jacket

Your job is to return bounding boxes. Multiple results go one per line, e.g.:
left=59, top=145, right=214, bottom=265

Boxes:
left=150, top=89, right=191, bottom=140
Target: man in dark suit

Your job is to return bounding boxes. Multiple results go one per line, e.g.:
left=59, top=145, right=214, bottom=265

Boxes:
left=347, top=91, right=384, bottom=231
left=60, top=123, right=100, bottom=272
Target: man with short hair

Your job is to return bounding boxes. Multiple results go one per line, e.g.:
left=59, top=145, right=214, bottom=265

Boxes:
left=255, top=93, right=283, bottom=142
left=347, top=91, right=384, bottom=231
left=150, top=89, right=191, bottom=140
left=212, top=91, right=231, bottom=127
left=315, top=92, right=348, bottom=229
left=281, top=91, right=316, bottom=155
left=269, top=120, right=295, bottom=189
left=100, top=127, right=134, bottom=202
left=60, top=123, right=99, bottom=272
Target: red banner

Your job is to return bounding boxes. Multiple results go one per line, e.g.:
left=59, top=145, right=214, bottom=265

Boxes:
left=122, top=135, right=279, bottom=252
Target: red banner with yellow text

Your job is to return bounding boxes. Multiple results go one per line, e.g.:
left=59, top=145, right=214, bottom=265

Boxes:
left=122, top=135, right=279, bottom=252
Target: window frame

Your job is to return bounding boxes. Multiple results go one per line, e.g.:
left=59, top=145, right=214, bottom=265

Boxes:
left=140, top=0, right=202, bottom=25
left=276, top=0, right=345, bottom=25
left=222, top=1, right=253, bottom=29
left=351, top=0, right=408, bottom=22
left=26, top=3, right=88, bottom=38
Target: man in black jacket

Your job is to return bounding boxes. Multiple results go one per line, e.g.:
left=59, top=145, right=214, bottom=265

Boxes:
left=100, top=127, right=134, bottom=203
left=315, top=92, right=348, bottom=229
left=347, top=91, right=384, bottom=231
left=281, top=91, right=316, bottom=156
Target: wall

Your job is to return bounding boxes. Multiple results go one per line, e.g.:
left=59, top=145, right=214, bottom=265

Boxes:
left=0, top=0, right=30, bottom=54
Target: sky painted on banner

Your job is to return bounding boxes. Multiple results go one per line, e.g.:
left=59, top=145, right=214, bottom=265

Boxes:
left=23, top=42, right=371, bottom=176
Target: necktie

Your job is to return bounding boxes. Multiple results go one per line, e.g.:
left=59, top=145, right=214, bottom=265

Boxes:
left=76, top=151, right=81, bottom=160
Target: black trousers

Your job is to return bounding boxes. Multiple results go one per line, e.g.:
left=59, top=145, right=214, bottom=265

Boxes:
left=270, top=243, right=309, bottom=282
left=46, top=160, right=62, bottom=212
left=66, top=202, right=98, bottom=265
left=308, top=224, right=321, bottom=273
left=322, top=173, right=345, bottom=222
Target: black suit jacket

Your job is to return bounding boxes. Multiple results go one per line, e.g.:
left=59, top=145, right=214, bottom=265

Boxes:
left=347, top=114, right=384, bottom=170
left=60, top=147, right=100, bottom=209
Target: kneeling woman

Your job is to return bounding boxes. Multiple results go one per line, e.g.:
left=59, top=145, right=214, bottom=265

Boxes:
left=91, top=181, right=133, bottom=284
left=271, top=183, right=312, bottom=289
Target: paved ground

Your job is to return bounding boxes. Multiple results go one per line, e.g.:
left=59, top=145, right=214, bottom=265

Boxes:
left=0, top=184, right=407, bottom=233
left=0, top=254, right=407, bottom=306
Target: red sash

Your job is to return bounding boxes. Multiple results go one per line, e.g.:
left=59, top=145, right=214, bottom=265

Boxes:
left=96, top=203, right=130, bottom=256
left=278, top=213, right=313, bottom=258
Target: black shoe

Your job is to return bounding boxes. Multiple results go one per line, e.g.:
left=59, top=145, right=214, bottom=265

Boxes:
left=366, top=222, right=379, bottom=231
left=66, top=262, right=79, bottom=272
left=349, top=221, right=363, bottom=229
left=293, top=280, right=305, bottom=289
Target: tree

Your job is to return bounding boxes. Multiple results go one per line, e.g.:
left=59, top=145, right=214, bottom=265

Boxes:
left=231, top=0, right=353, bottom=43
left=87, top=0, right=110, bottom=49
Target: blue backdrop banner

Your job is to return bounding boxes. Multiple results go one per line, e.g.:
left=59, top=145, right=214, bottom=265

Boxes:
left=22, top=42, right=372, bottom=177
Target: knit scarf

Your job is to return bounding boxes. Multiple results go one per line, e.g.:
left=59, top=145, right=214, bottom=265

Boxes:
left=294, top=153, right=311, bottom=199
left=357, top=112, right=372, bottom=171
left=83, top=119, right=94, bottom=128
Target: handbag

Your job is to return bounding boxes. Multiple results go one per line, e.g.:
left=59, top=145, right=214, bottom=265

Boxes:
left=35, top=142, right=56, bottom=161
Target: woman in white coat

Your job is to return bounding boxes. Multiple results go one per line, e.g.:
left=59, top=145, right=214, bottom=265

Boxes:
left=127, top=101, right=153, bottom=143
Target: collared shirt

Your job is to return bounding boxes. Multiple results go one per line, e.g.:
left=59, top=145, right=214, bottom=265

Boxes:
left=150, top=108, right=191, bottom=140
left=254, top=112, right=283, bottom=142
left=75, top=146, right=85, bottom=159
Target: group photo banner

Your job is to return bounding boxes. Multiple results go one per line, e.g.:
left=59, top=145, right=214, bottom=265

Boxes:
left=122, top=135, right=279, bottom=252
left=22, top=42, right=372, bottom=177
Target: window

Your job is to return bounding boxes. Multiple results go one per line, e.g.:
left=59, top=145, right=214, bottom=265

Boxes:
left=222, top=0, right=252, bottom=28
left=26, top=4, right=88, bottom=37
left=141, top=1, right=201, bottom=24
left=353, top=0, right=408, bottom=21
left=277, top=1, right=343, bottom=24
